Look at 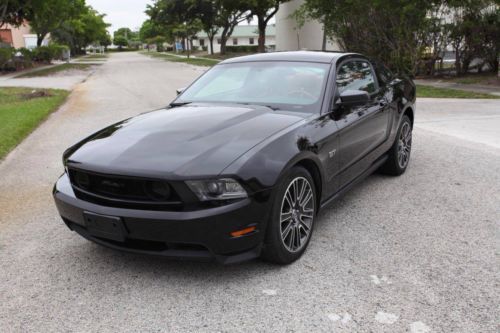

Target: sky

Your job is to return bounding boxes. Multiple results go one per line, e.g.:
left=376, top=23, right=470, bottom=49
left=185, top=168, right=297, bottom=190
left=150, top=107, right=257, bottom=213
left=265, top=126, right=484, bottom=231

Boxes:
left=86, top=0, right=154, bottom=34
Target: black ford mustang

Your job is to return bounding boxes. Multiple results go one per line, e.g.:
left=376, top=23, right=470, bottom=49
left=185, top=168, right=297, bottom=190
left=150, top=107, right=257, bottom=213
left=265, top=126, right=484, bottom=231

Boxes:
left=54, top=51, right=415, bottom=264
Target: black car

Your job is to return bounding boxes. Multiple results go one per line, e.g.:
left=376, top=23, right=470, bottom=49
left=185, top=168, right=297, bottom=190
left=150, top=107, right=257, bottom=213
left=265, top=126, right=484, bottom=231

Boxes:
left=54, top=51, right=415, bottom=264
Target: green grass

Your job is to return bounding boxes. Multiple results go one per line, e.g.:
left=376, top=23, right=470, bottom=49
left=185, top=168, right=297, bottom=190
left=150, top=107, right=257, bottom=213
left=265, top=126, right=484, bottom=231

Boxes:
left=82, top=54, right=108, bottom=59
left=0, top=87, right=69, bottom=159
left=15, top=63, right=95, bottom=78
left=445, top=73, right=500, bottom=85
left=141, top=51, right=220, bottom=67
left=416, top=85, right=500, bottom=99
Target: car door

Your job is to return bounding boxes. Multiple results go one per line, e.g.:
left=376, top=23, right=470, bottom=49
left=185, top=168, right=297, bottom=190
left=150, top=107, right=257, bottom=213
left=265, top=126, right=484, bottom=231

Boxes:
left=334, top=59, right=390, bottom=189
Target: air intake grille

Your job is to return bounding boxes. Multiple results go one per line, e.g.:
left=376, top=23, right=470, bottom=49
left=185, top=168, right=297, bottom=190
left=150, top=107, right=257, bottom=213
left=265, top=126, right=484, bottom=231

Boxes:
left=67, top=168, right=182, bottom=210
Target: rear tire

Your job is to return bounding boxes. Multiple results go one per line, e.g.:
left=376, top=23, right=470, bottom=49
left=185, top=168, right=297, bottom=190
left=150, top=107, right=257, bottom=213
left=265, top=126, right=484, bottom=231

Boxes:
left=379, top=115, right=412, bottom=175
left=261, top=166, right=316, bottom=265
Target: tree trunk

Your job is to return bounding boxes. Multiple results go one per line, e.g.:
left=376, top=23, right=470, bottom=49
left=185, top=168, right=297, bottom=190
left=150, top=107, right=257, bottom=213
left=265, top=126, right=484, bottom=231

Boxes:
left=220, top=26, right=230, bottom=55
left=208, top=36, right=214, bottom=55
left=37, top=33, right=45, bottom=47
left=257, top=17, right=266, bottom=53
left=322, top=29, right=327, bottom=51
left=455, top=49, right=461, bottom=76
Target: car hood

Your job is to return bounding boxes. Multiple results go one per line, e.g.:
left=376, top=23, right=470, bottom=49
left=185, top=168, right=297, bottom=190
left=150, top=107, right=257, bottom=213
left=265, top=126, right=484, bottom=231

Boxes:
left=66, top=103, right=306, bottom=178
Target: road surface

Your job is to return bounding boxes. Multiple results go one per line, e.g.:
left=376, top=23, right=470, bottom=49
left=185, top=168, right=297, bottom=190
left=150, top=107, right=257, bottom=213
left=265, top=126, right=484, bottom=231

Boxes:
left=0, top=52, right=498, bottom=332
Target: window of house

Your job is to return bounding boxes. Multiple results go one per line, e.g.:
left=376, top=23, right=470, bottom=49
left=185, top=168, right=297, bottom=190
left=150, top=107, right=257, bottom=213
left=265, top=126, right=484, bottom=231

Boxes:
left=336, top=60, right=377, bottom=94
left=249, top=38, right=254, bottom=45
left=199, top=39, right=205, bottom=47
left=233, top=38, right=238, bottom=45
left=217, top=39, right=221, bottom=44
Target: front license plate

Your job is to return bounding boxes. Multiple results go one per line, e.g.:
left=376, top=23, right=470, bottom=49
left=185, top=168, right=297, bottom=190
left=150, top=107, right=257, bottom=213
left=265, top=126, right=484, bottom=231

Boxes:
left=83, top=211, right=127, bottom=242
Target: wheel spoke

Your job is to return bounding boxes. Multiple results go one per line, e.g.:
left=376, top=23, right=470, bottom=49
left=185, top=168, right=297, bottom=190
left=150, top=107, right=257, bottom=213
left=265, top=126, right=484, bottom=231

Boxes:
left=282, top=221, right=292, bottom=239
left=280, top=211, right=292, bottom=223
left=299, top=189, right=313, bottom=208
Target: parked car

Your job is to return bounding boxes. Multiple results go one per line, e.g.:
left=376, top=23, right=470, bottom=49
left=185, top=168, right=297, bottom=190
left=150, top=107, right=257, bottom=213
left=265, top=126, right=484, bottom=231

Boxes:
left=53, top=51, right=416, bottom=264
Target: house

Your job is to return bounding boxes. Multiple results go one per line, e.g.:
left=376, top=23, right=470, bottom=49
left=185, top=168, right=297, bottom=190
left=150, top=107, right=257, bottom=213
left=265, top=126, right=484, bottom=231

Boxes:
left=275, top=0, right=339, bottom=51
left=0, top=22, right=49, bottom=49
left=193, top=25, right=276, bottom=54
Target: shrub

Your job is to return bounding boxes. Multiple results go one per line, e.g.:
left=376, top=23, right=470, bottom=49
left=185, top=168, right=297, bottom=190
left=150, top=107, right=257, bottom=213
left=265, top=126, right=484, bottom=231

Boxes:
left=225, top=45, right=259, bottom=53
left=49, top=43, right=69, bottom=60
left=0, top=47, right=15, bottom=71
left=14, top=48, right=34, bottom=69
left=32, top=46, right=54, bottom=63
left=31, top=44, right=69, bottom=63
left=17, top=47, right=33, bottom=61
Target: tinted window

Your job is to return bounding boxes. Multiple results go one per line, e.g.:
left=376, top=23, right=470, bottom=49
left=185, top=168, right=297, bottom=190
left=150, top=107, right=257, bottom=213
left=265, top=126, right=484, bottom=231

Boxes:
left=336, top=61, right=376, bottom=94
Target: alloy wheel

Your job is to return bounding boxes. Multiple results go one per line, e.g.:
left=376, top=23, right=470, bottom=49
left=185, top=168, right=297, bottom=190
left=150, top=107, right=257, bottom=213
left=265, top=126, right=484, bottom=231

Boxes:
left=397, top=122, right=412, bottom=169
left=280, top=176, right=315, bottom=253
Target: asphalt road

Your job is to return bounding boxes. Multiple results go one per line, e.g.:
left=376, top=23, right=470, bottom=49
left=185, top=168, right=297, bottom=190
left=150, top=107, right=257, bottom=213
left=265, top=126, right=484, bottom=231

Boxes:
left=0, top=52, right=498, bottom=332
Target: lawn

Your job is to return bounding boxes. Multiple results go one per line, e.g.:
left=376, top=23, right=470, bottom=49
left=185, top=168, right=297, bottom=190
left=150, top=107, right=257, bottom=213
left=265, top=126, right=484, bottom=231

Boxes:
left=0, top=87, right=69, bottom=159
left=445, top=73, right=500, bottom=86
left=416, top=85, right=500, bottom=99
left=82, top=54, right=108, bottom=59
left=15, top=63, right=95, bottom=78
left=141, top=51, right=220, bottom=67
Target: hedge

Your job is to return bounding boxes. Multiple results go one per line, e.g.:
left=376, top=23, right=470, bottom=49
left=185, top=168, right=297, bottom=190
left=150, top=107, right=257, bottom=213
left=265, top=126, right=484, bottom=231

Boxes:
left=225, top=45, right=259, bottom=53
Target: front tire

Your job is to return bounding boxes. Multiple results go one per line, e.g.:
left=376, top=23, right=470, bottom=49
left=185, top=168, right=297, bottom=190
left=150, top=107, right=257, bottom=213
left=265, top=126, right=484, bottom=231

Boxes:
left=262, top=166, right=316, bottom=264
left=379, top=115, right=412, bottom=175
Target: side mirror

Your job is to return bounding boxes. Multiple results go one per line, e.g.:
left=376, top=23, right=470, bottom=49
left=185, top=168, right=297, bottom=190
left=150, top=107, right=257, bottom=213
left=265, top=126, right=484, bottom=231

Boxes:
left=337, top=90, right=369, bottom=107
left=176, top=87, right=186, bottom=95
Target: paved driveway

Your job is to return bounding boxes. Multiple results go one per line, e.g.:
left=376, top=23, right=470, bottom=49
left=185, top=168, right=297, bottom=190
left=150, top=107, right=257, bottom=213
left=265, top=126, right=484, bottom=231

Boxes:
left=0, top=52, right=498, bottom=332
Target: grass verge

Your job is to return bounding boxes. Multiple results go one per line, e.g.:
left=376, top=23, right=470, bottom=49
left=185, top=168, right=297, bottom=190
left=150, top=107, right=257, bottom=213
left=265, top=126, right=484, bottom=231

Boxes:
left=416, top=85, right=500, bottom=99
left=141, top=51, right=220, bottom=67
left=15, top=63, right=95, bottom=78
left=0, top=87, right=69, bottom=159
left=82, top=54, right=108, bottom=59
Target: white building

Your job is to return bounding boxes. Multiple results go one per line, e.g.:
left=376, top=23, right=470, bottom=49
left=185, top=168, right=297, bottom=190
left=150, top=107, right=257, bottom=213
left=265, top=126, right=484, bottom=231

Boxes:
left=275, top=0, right=339, bottom=51
left=193, top=25, right=276, bottom=54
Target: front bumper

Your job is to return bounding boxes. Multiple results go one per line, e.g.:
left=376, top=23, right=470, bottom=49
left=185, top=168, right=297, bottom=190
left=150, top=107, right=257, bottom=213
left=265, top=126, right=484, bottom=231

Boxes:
left=53, top=174, right=271, bottom=264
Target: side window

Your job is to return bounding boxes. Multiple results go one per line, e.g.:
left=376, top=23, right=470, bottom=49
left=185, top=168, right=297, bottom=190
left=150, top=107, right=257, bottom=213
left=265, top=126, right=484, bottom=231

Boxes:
left=336, top=61, right=377, bottom=94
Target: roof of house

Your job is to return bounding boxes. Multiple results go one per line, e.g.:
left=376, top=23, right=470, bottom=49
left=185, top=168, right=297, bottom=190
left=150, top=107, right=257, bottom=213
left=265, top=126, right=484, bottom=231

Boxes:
left=196, top=25, right=276, bottom=39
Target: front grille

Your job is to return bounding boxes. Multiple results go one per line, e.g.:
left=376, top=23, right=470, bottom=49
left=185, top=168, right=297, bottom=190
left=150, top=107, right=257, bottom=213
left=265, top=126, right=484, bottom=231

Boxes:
left=68, top=168, right=182, bottom=211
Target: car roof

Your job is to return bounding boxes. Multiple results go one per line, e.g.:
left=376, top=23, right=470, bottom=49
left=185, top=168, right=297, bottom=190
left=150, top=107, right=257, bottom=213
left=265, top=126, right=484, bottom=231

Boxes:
left=219, top=51, right=362, bottom=65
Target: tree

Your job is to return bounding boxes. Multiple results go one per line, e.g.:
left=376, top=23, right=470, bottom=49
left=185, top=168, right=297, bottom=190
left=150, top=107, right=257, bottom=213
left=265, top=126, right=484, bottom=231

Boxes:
left=146, top=0, right=205, bottom=56
left=299, top=0, right=442, bottom=75
left=215, top=0, right=251, bottom=55
left=248, top=0, right=289, bottom=53
left=0, top=0, right=31, bottom=28
left=27, top=0, right=85, bottom=46
left=446, top=0, right=499, bottom=75
left=52, top=5, right=110, bottom=54
left=189, top=0, right=219, bottom=55
left=114, top=27, right=133, bottom=40
left=113, top=35, right=128, bottom=50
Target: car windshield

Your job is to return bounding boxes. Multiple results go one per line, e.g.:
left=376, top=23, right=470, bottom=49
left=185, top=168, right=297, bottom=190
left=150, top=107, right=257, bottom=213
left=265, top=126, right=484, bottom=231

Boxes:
left=176, top=61, right=330, bottom=113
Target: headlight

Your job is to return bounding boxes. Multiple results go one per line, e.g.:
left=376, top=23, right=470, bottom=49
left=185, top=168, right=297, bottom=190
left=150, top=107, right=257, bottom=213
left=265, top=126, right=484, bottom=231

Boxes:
left=186, top=178, right=247, bottom=201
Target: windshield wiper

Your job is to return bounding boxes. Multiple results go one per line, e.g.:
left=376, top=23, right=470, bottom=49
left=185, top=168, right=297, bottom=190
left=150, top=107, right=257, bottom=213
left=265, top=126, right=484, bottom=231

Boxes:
left=233, top=102, right=280, bottom=111
left=169, top=101, right=192, bottom=108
